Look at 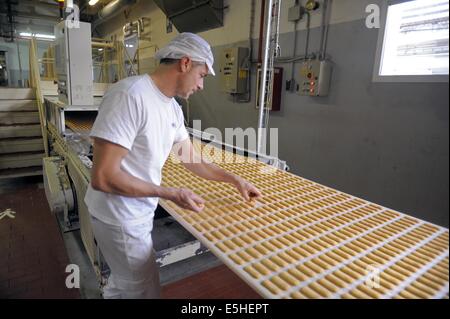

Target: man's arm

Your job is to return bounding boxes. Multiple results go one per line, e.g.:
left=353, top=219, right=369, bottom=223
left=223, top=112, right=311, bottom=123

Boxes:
left=173, top=138, right=262, bottom=201
left=91, top=137, right=205, bottom=212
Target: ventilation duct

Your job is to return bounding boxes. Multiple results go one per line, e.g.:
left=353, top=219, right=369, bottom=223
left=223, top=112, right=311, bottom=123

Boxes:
left=93, top=0, right=136, bottom=29
left=153, top=0, right=224, bottom=33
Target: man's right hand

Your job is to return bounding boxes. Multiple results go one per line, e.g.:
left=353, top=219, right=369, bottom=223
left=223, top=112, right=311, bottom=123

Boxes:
left=166, top=187, right=205, bottom=212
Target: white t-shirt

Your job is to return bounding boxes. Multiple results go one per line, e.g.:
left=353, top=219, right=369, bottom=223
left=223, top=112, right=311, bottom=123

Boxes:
left=84, top=74, right=189, bottom=226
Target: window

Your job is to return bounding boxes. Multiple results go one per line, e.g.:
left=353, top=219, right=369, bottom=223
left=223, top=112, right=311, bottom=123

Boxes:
left=374, top=0, right=449, bottom=82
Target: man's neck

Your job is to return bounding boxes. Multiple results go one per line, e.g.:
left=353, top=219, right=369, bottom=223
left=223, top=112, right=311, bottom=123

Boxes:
left=149, top=68, right=177, bottom=98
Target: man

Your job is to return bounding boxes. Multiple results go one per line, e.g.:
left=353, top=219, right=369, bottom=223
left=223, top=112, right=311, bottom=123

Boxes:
left=84, top=33, right=261, bottom=299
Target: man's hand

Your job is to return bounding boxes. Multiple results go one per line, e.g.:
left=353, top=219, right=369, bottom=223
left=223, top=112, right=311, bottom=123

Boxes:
left=232, top=177, right=262, bottom=202
left=167, top=187, right=205, bottom=212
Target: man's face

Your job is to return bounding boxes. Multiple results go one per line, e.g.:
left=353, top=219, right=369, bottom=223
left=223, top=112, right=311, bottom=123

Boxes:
left=176, top=59, right=208, bottom=99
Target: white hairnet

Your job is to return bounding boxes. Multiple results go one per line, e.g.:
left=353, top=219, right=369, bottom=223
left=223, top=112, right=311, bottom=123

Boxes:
left=155, top=32, right=215, bottom=76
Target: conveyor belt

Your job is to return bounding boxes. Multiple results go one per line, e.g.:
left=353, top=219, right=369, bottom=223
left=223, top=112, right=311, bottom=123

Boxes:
left=65, top=112, right=96, bottom=133
left=160, top=139, right=449, bottom=299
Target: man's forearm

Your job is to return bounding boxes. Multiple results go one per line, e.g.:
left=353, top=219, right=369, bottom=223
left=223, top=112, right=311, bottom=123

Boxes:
left=92, top=168, right=174, bottom=199
left=182, top=161, right=238, bottom=185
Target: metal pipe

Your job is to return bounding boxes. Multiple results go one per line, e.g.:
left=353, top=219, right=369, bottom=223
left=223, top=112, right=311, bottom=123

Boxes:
left=305, top=11, right=311, bottom=58
left=92, top=41, right=114, bottom=48
left=273, top=0, right=281, bottom=57
left=319, top=0, right=331, bottom=60
left=257, top=0, right=266, bottom=63
left=16, top=40, right=23, bottom=87
left=290, top=20, right=298, bottom=85
left=322, top=0, right=332, bottom=60
left=237, top=0, right=255, bottom=103
left=6, top=0, right=14, bottom=41
left=257, top=0, right=274, bottom=155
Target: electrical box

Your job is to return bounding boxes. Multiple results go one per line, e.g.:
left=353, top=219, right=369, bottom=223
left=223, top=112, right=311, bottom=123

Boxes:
left=297, top=59, right=332, bottom=97
left=219, top=47, right=249, bottom=94
left=256, top=67, right=283, bottom=111
left=288, top=4, right=304, bottom=22
left=54, top=20, right=93, bottom=106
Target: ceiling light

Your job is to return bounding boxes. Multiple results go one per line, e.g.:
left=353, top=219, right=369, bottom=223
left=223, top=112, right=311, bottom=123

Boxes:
left=35, top=33, right=55, bottom=39
left=19, top=32, right=55, bottom=41
left=89, top=0, right=99, bottom=6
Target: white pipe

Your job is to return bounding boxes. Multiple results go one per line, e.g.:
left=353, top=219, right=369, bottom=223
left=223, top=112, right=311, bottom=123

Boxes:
left=257, top=0, right=274, bottom=155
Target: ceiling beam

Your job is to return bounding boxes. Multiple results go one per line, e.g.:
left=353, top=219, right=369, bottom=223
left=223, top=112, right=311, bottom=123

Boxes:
left=0, top=11, right=59, bottom=21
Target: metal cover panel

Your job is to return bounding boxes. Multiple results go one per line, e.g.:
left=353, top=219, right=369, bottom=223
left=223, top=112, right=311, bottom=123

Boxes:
left=154, top=0, right=223, bottom=33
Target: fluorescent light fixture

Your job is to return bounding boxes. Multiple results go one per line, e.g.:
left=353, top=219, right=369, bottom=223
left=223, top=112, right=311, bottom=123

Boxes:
left=98, top=48, right=103, bottom=51
left=19, top=32, right=55, bottom=40
left=89, top=0, right=99, bottom=5
left=35, top=33, right=55, bottom=39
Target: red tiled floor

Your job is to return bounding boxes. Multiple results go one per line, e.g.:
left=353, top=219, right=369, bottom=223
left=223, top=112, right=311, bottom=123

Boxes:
left=0, top=179, right=261, bottom=299
left=162, top=264, right=262, bottom=299
left=0, top=181, right=80, bottom=299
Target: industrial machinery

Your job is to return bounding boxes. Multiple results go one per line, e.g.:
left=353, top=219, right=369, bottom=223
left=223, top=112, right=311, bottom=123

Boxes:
left=54, top=20, right=93, bottom=106
left=42, top=17, right=288, bottom=288
left=39, top=5, right=448, bottom=298
left=159, top=140, right=449, bottom=299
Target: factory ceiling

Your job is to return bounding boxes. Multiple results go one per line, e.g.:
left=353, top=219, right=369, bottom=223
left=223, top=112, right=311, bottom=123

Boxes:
left=0, top=0, right=110, bottom=40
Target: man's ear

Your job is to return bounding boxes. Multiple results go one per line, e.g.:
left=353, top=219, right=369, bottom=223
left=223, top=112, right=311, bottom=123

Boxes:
left=179, top=56, right=192, bottom=73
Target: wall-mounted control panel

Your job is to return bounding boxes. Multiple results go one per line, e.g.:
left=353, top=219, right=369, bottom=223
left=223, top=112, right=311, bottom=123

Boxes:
left=297, top=59, right=332, bottom=97
left=219, top=47, right=249, bottom=94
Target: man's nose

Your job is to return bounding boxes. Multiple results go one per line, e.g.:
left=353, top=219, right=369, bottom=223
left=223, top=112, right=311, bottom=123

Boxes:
left=197, top=79, right=204, bottom=90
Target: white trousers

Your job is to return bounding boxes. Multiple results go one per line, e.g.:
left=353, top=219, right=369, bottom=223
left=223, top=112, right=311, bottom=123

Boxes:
left=90, top=215, right=160, bottom=299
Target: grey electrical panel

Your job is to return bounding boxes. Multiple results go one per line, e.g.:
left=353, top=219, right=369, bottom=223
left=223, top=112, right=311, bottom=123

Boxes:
left=288, top=4, right=303, bottom=22
left=54, top=20, right=93, bottom=106
left=219, top=47, right=249, bottom=94
left=297, top=59, right=332, bottom=97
